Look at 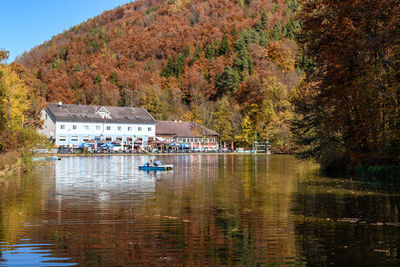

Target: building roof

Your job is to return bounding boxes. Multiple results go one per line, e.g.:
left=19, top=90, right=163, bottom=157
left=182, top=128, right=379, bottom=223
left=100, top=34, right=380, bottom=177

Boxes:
left=156, top=121, right=219, bottom=137
left=46, top=103, right=156, bottom=124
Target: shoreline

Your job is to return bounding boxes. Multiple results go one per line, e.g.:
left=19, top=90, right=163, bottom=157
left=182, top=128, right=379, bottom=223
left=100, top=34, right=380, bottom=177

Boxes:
left=38, top=152, right=273, bottom=157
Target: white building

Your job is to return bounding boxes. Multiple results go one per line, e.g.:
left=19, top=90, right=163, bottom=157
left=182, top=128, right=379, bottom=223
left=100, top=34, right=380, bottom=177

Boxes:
left=39, top=103, right=156, bottom=147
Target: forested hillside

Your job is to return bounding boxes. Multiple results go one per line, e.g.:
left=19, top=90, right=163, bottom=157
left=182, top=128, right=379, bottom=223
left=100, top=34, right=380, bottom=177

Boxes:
left=17, top=0, right=301, bottom=151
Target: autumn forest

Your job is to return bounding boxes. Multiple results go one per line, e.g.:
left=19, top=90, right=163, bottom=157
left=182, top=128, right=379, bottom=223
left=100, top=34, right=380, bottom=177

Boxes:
left=1, top=0, right=399, bottom=176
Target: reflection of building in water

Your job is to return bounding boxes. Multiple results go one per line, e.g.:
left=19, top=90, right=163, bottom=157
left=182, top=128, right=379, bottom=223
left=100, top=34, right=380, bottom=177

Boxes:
left=4, top=155, right=307, bottom=266
left=54, top=156, right=159, bottom=208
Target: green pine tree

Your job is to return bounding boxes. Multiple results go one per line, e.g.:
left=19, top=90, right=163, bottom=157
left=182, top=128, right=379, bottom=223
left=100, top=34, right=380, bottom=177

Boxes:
left=110, top=71, right=118, bottom=85
left=161, top=56, right=175, bottom=78
left=94, top=72, right=102, bottom=85
left=205, top=43, right=216, bottom=60
left=73, top=64, right=82, bottom=73
left=189, top=46, right=202, bottom=66
left=175, top=52, right=186, bottom=77
left=215, top=67, right=241, bottom=96
left=219, top=35, right=230, bottom=56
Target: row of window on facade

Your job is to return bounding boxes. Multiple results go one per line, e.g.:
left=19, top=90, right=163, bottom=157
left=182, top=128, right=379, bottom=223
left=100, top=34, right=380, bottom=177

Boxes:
left=60, top=124, right=152, bottom=132
left=58, top=136, right=143, bottom=143
left=58, top=136, right=216, bottom=143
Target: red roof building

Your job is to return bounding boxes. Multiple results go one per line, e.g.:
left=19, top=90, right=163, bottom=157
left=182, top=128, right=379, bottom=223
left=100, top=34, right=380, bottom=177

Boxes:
left=156, top=121, right=219, bottom=148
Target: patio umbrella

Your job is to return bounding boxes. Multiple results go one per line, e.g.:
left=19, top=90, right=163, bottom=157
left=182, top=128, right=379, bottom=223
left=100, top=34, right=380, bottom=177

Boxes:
left=101, top=143, right=114, bottom=148
left=80, top=142, right=93, bottom=148
left=134, top=140, right=143, bottom=144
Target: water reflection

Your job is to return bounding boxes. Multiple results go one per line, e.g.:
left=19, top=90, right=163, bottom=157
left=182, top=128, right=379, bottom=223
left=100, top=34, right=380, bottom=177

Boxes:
left=0, top=155, right=399, bottom=266
left=0, top=242, right=76, bottom=266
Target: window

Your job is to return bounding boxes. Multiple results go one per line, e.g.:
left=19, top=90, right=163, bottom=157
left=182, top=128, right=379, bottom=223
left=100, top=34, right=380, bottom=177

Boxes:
left=59, top=136, right=66, bottom=142
left=128, top=127, right=132, bottom=131
left=60, top=124, right=65, bottom=130
left=148, top=127, right=152, bottom=131
left=73, top=125, right=77, bottom=130
left=96, top=126, right=100, bottom=130
left=71, top=136, right=79, bottom=142
left=83, top=137, right=90, bottom=142
left=107, top=126, right=111, bottom=131
left=84, top=125, right=89, bottom=130
left=45, top=114, right=48, bottom=120
left=138, top=127, right=142, bottom=131
left=118, top=126, right=122, bottom=131
left=106, top=137, right=112, bottom=141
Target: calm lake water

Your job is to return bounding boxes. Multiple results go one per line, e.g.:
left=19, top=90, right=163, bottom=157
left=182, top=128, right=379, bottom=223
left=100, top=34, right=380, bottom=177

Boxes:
left=0, top=155, right=399, bottom=266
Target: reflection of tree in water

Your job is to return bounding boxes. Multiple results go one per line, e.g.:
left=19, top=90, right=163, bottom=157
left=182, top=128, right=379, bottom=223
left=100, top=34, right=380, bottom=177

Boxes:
left=143, top=155, right=306, bottom=265
left=0, top=168, right=53, bottom=244
left=293, top=173, right=400, bottom=265
left=9, top=155, right=396, bottom=265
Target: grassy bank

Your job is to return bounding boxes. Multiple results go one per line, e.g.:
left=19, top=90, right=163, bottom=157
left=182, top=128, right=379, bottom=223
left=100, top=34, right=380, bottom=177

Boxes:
left=0, top=151, right=23, bottom=178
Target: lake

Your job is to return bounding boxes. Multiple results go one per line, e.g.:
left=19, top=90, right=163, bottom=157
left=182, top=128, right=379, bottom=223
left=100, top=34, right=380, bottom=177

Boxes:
left=0, top=155, right=399, bottom=266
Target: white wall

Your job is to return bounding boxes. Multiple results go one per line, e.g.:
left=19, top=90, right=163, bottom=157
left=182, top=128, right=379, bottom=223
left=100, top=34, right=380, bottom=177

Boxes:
left=38, top=110, right=56, bottom=139
left=55, top=121, right=155, bottom=138
left=54, top=120, right=155, bottom=146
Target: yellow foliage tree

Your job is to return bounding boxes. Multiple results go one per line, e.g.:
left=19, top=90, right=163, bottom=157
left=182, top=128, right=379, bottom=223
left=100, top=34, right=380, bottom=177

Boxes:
left=262, top=76, right=293, bottom=151
left=0, top=64, right=30, bottom=130
left=267, top=41, right=295, bottom=72
left=236, top=76, right=294, bottom=151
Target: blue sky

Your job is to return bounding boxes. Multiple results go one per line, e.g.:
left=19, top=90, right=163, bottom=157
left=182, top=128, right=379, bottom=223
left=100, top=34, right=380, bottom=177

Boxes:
left=1, top=0, right=133, bottom=62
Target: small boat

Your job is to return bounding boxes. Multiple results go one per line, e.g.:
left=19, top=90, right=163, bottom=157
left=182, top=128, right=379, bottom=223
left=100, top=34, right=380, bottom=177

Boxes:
left=33, top=156, right=60, bottom=162
left=236, top=148, right=254, bottom=153
left=138, top=165, right=174, bottom=171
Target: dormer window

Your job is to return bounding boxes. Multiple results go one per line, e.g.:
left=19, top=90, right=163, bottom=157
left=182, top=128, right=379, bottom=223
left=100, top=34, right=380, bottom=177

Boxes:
left=96, top=106, right=112, bottom=119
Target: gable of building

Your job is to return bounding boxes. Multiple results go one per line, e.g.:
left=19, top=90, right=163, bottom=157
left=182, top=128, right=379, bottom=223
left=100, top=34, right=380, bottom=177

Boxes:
left=96, top=106, right=112, bottom=119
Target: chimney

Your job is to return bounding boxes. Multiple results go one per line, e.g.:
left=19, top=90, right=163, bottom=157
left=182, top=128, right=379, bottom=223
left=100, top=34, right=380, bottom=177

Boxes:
left=58, top=102, right=62, bottom=107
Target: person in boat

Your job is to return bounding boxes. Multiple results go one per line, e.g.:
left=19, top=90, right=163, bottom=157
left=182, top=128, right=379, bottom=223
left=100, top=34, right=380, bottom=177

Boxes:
left=153, top=160, right=163, bottom=166
left=146, top=160, right=152, bottom=166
